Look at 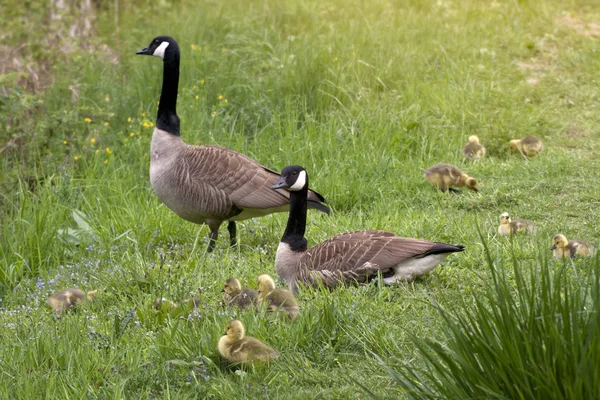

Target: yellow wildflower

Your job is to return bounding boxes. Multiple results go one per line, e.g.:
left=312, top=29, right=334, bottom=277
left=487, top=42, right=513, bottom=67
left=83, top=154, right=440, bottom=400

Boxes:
left=90, top=138, right=96, bottom=144
left=105, top=97, right=110, bottom=102
left=127, top=117, right=132, bottom=122
left=150, top=122, right=155, bottom=127
left=333, top=57, right=338, bottom=62
left=104, top=122, right=109, bottom=126
left=95, top=149, right=100, bottom=154
left=143, top=122, right=149, bottom=128
left=200, top=80, right=205, bottom=85
left=142, top=112, right=146, bottom=117
left=84, top=117, right=92, bottom=123
left=104, top=159, right=108, bottom=165
left=211, top=111, right=217, bottom=117
left=195, top=95, right=199, bottom=100
left=74, top=156, right=79, bottom=161
left=130, top=132, right=135, bottom=137
left=193, top=85, right=197, bottom=89
left=63, top=140, right=68, bottom=145
left=105, top=147, right=112, bottom=155
left=218, top=95, right=223, bottom=100
left=224, top=99, right=228, bottom=103
left=191, top=44, right=198, bottom=51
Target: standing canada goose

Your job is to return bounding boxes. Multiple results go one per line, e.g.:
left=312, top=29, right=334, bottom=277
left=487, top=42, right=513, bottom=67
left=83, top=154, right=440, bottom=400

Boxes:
left=257, top=274, right=300, bottom=318
left=222, top=277, right=257, bottom=309
left=551, top=234, right=596, bottom=259
left=509, top=135, right=544, bottom=157
left=462, top=135, right=486, bottom=160
left=135, top=36, right=330, bottom=252
left=47, top=288, right=97, bottom=317
left=271, top=166, right=465, bottom=291
left=218, top=320, right=279, bottom=362
left=497, top=212, right=535, bottom=236
left=424, top=163, right=479, bottom=193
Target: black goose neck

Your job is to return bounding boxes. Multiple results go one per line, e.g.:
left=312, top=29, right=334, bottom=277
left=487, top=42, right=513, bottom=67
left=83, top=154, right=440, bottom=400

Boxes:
left=282, top=186, right=308, bottom=252
left=156, top=53, right=180, bottom=136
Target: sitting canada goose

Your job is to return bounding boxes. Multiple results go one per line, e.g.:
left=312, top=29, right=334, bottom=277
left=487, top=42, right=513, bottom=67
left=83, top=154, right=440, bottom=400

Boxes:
left=136, top=36, right=330, bottom=252
left=551, top=234, right=596, bottom=259
left=424, top=163, right=478, bottom=193
left=497, top=212, right=535, bottom=236
left=218, top=320, right=279, bottom=362
left=509, top=135, right=544, bottom=157
left=222, top=277, right=257, bottom=309
left=271, top=165, right=465, bottom=291
left=462, top=135, right=486, bottom=160
left=256, top=274, right=300, bottom=318
left=47, top=288, right=97, bottom=317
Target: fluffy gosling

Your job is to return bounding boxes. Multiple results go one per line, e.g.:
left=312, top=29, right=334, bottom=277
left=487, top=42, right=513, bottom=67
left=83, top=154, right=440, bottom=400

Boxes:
left=257, top=274, right=300, bottom=319
left=509, top=135, right=544, bottom=157
left=552, top=234, right=596, bottom=259
left=218, top=320, right=279, bottom=363
left=498, top=212, right=535, bottom=236
left=47, top=288, right=97, bottom=317
left=152, top=297, right=179, bottom=311
left=462, top=135, right=486, bottom=160
left=222, top=277, right=257, bottom=309
left=424, top=163, right=478, bottom=193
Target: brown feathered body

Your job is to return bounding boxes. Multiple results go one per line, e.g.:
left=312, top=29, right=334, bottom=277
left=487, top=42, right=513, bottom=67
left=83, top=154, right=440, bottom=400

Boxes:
left=510, top=135, right=544, bottom=157
left=257, top=275, right=299, bottom=318
left=498, top=213, right=535, bottom=236
left=150, top=131, right=329, bottom=240
left=218, top=320, right=278, bottom=362
left=552, top=234, right=596, bottom=259
left=223, top=278, right=257, bottom=309
left=424, top=163, right=478, bottom=192
left=47, top=288, right=96, bottom=316
left=462, top=136, right=486, bottom=160
left=276, top=230, right=464, bottom=292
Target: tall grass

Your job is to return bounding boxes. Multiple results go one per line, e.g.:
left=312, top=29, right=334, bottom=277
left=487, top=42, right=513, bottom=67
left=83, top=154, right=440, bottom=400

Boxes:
left=376, top=242, right=600, bottom=399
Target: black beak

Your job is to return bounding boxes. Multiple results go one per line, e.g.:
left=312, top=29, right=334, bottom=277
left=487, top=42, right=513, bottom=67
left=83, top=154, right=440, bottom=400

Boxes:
left=136, top=47, right=152, bottom=55
left=271, top=177, right=288, bottom=190
left=551, top=245, right=557, bottom=250
left=221, top=288, right=225, bottom=292
left=473, top=188, right=479, bottom=193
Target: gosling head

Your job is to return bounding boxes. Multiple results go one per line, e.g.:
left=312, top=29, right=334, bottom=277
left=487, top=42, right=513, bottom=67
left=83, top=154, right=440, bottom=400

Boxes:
left=271, top=165, right=308, bottom=192
left=551, top=234, right=569, bottom=250
left=222, top=277, right=242, bottom=296
left=225, top=320, right=245, bottom=340
left=509, top=139, right=520, bottom=152
left=257, top=274, right=276, bottom=298
left=86, top=290, right=98, bottom=301
left=499, top=212, right=511, bottom=225
left=468, top=135, right=480, bottom=144
left=465, top=177, right=479, bottom=192
left=136, top=36, right=180, bottom=62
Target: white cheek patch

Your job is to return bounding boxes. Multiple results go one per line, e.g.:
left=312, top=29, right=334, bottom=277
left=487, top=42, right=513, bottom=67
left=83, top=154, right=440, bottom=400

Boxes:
left=153, top=41, right=170, bottom=59
left=289, top=170, right=307, bottom=191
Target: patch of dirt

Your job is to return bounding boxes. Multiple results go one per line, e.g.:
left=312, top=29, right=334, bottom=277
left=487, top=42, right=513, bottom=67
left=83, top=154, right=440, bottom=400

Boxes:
left=556, top=15, right=600, bottom=37
left=564, top=125, right=592, bottom=138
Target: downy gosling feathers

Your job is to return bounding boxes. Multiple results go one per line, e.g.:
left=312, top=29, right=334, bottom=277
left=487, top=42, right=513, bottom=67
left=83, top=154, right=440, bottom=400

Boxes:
left=136, top=36, right=330, bottom=252
left=509, top=135, right=544, bottom=157
left=222, top=277, right=257, bottom=309
left=424, top=163, right=479, bottom=193
left=256, top=274, right=299, bottom=318
left=462, top=135, right=486, bottom=160
left=552, top=234, right=596, bottom=259
left=218, top=320, right=279, bottom=362
left=498, top=212, right=535, bottom=236
left=271, top=165, right=465, bottom=292
left=47, top=288, right=97, bottom=316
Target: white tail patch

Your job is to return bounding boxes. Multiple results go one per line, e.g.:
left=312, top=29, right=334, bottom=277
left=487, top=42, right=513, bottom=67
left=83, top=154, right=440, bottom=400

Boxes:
left=289, top=170, right=307, bottom=191
left=153, top=41, right=170, bottom=59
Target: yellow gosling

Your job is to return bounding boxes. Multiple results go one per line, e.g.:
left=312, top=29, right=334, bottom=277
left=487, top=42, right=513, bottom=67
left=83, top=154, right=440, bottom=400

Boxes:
left=217, top=320, right=278, bottom=362
left=462, top=135, right=486, bottom=160
left=509, top=135, right=544, bottom=157
left=498, top=212, right=535, bottom=236
left=257, top=274, right=300, bottom=319
left=47, top=288, right=97, bottom=317
left=552, top=234, right=596, bottom=259
left=222, top=277, right=257, bottom=309
left=424, top=163, right=478, bottom=193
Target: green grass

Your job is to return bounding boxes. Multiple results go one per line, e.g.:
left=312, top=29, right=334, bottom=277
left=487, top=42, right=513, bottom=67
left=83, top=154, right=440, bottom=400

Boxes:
left=1, top=0, right=600, bottom=397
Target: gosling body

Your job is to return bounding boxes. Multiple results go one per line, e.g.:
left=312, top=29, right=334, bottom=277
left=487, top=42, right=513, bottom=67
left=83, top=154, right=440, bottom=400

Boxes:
left=217, top=320, right=278, bottom=362
left=510, top=136, right=544, bottom=157
left=424, top=163, right=478, bottom=193
left=552, top=234, right=596, bottom=259
left=462, top=135, right=486, bottom=160
left=47, top=288, right=97, bottom=316
left=222, top=277, right=257, bottom=309
left=257, top=275, right=300, bottom=318
left=498, top=212, right=535, bottom=236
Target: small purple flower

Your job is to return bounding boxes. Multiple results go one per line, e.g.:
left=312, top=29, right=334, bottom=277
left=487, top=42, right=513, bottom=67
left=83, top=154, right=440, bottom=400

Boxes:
left=86, top=245, right=95, bottom=251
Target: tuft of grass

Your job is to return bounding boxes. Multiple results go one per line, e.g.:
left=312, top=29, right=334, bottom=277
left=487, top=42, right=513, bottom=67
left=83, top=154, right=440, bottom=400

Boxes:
left=374, top=239, right=600, bottom=399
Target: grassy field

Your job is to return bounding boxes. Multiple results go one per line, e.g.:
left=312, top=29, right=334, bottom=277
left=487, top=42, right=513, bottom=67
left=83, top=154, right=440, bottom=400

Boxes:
left=1, top=0, right=600, bottom=398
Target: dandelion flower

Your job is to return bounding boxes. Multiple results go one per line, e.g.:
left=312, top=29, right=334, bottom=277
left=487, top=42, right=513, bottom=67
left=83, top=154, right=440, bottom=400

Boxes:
left=104, top=159, right=108, bottom=165
left=127, top=117, right=132, bottom=123
left=130, top=132, right=135, bottom=137
left=90, top=138, right=96, bottom=144
left=195, top=95, right=199, bottom=100
left=218, top=95, right=223, bottom=100
left=63, top=140, right=68, bottom=145
left=105, top=97, right=110, bottom=102
left=224, top=99, right=228, bottom=103
left=95, top=149, right=100, bottom=154
left=104, top=122, right=109, bottom=126
left=150, top=122, right=155, bottom=127
left=105, top=147, right=112, bottom=155
left=191, top=44, right=198, bottom=51
left=200, top=80, right=205, bottom=85
left=74, top=156, right=79, bottom=161
left=84, top=117, right=92, bottom=123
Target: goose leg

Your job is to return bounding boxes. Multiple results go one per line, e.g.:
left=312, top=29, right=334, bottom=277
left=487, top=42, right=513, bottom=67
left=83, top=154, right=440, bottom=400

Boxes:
left=448, top=188, right=460, bottom=193
left=227, top=221, right=237, bottom=247
left=206, top=220, right=223, bottom=253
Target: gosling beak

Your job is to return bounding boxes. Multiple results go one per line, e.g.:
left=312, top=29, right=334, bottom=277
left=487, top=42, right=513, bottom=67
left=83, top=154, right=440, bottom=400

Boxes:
left=551, top=245, right=557, bottom=250
left=271, top=177, right=288, bottom=190
left=136, top=47, right=151, bottom=55
left=220, top=288, right=225, bottom=293
left=473, top=188, right=479, bottom=193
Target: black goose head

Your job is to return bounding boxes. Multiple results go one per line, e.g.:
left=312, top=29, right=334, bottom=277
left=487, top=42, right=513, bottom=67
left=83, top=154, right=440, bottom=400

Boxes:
left=136, top=36, right=180, bottom=62
left=272, top=165, right=308, bottom=191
